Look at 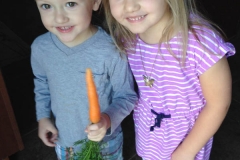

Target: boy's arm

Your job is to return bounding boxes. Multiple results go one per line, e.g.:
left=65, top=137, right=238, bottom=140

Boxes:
left=31, top=48, right=52, bottom=121
left=103, top=54, right=138, bottom=134
left=31, top=48, right=58, bottom=146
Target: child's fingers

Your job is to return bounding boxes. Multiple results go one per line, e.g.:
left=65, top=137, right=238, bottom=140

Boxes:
left=88, top=129, right=100, bottom=136
left=85, top=115, right=108, bottom=133
left=49, top=132, right=58, bottom=143
left=88, top=137, right=103, bottom=142
left=85, top=116, right=108, bottom=141
left=87, top=131, right=105, bottom=142
left=87, top=126, right=107, bottom=141
left=86, top=123, right=102, bottom=132
left=38, top=118, right=58, bottom=147
left=40, top=132, right=56, bottom=147
left=46, top=126, right=58, bottom=145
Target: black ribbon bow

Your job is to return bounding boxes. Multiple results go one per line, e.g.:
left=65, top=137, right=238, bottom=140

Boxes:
left=150, top=109, right=171, bottom=131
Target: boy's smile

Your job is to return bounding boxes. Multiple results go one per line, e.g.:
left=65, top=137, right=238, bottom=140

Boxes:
left=56, top=26, right=74, bottom=33
left=35, top=0, right=101, bottom=47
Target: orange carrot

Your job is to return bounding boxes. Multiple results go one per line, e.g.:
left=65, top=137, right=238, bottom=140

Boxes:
left=86, top=68, right=101, bottom=123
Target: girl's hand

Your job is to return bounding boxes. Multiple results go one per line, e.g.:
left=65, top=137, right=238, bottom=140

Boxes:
left=171, top=146, right=195, bottom=160
left=85, top=113, right=111, bottom=142
left=38, top=118, right=58, bottom=147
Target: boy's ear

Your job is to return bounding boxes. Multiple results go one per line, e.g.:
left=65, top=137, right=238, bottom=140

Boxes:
left=93, top=0, right=102, bottom=11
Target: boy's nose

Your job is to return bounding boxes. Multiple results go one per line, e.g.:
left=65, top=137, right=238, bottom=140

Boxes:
left=54, top=10, right=69, bottom=24
left=124, top=0, right=140, bottom=13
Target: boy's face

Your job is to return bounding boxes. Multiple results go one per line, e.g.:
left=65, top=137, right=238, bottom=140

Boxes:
left=36, top=0, right=101, bottom=46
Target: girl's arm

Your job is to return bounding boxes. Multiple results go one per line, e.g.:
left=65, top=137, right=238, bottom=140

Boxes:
left=171, top=57, right=232, bottom=160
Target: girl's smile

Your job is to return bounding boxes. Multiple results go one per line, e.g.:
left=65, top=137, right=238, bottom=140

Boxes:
left=126, top=15, right=147, bottom=23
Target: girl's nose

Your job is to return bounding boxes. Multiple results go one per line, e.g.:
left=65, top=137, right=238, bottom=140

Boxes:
left=124, top=0, right=140, bottom=13
left=54, top=9, right=69, bottom=24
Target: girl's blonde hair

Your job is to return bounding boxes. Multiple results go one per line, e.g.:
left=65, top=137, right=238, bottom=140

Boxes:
left=102, top=0, right=225, bottom=63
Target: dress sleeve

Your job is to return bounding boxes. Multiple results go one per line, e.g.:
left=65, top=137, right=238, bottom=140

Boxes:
left=31, top=44, right=51, bottom=121
left=192, top=27, right=236, bottom=75
left=103, top=53, right=138, bottom=134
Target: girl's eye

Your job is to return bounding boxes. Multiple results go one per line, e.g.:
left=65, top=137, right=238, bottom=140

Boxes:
left=41, top=4, right=51, bottom=9
left=66, top=2, right=77, bottom=7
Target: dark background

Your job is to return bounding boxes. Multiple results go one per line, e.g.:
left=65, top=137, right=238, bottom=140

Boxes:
left=0, top=0, right=239, bottom=159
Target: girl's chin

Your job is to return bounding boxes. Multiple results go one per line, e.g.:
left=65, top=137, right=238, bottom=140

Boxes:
left=126, top=27, right=144, bottom=34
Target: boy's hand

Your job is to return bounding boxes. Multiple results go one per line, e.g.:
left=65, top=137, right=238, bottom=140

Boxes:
left=38, top=118, right=58, bottom=147
left=85, top=113, right=111, bottom=142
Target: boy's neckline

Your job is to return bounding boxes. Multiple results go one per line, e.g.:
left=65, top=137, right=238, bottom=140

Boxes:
left=50, top=26, right=102, bottom=56
left=64, top=25, right=98, bottom=47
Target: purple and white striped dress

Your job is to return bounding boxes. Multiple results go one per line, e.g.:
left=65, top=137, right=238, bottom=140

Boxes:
left=127, top=26, right=235, bottom=160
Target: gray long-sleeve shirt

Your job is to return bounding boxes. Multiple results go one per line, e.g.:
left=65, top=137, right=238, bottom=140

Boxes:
left=31, top=27, right=137, bottom=148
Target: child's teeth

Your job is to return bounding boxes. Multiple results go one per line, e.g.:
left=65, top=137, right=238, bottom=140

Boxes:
left=129, top=15, right=144, bottom=21
left=61, top=26, right=70, bottom=29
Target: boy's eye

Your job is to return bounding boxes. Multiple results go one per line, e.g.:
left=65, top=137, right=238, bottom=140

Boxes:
left=66, top=2, right=77, bottom=7
left=41, top=4, right=51, bottom=9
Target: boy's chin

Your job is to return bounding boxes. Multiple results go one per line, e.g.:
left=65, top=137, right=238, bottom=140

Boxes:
left=57, top=36, right=74, bottom=43
left=59, top=38, right=76, bottom=47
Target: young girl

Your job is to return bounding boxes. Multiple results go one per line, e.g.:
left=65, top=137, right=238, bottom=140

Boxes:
left=31, top=0, right=137, bottom=159
left=102, top=0, right=236, bottom=159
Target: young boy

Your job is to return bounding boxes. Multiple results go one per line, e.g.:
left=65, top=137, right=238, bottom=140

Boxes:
left=31, top=0, right=137, bottom=159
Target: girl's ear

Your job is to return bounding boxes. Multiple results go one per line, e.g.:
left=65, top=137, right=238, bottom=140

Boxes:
left=93, top=0, right=102, bottom=11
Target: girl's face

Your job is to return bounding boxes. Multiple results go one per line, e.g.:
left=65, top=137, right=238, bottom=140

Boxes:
left=109, top=0, right=170, bottom=44
left=36, top=0, right=101, bottom=47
